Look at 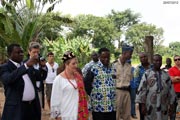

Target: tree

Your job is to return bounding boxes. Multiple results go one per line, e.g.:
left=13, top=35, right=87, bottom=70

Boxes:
left=107, top=9, right=141, bottom=48
left=38, top=12, right=73, bottom=41
left=0, top=7, right=21, bottom=61
left=125, top=23, right=164, bottom=56
left=169, top=41, right=180, bottom=56
left=157, top=45, right=171, bottom=57
left=0, top=0, right=61, bottom=60
left=70, top=14, right=117, bottom=51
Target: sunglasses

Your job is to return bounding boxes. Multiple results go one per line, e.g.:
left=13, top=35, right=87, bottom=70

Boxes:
left=174, top=58, right=180, bottom=61
left=52, top=68, right=54, bottom=72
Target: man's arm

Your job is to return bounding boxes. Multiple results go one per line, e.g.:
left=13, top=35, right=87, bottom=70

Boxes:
left=170, top=76, right=180, bottom=83
left=0, top=63, right=27, bottom=85
left=84, top=68, right=94, bottom=95
left=133, top=66, right=141, bottom=89
left=82, top=63, right=89, bottom=77
left=135, top=71, right=148, bottom=103
left=168, top=68, right=180, bottom=83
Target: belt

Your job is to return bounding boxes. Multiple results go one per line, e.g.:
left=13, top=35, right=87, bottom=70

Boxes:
left=117, top=86, right=130, bottom=91
left=22, top=100, right=34, bottom=105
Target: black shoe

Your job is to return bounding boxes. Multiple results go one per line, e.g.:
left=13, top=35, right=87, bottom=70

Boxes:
left=131, top=115, right=137, bottom=119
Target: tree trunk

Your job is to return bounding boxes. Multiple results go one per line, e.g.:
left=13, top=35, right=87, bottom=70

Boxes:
left=144, top=36, right=154, bottom=64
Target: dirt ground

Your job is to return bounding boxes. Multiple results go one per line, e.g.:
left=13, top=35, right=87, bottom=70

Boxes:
left=0, top=87, right=180, bottom=120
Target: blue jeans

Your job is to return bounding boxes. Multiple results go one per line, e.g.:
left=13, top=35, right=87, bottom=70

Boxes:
left=130, top=88, right=136, bottom=116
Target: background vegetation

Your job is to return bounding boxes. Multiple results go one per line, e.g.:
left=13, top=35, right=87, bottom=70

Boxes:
left=0, top=0, right=179, bottom=67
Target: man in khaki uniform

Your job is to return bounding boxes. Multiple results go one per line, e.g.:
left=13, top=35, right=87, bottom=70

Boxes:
left=113, top=45, right=133, bottom=120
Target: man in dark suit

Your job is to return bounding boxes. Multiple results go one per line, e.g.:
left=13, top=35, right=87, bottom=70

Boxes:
left=0, top=43, right=47, bottom=120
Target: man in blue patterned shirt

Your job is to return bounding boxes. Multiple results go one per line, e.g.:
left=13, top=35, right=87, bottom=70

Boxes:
left=84, top=47, right=116, bottom=120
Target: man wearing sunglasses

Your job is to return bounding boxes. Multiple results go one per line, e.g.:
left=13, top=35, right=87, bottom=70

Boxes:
left=168, top=55, right=180, bottom=120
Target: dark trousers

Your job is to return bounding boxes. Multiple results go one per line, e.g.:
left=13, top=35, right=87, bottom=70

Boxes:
left=21, top=100, right=40, bottom=120
left=170, top=92, right=180, bottom=120
left=92, top=111, right=116, bottom=120
left=170, top=99, right=177, bottom=120
left=130, top=88, right=136, bottom=116
left=139, top=103, right=144, bottom=120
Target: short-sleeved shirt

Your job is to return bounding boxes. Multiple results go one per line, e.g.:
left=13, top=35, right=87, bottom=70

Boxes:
left=113, top=59, right=132, bottom=88
left=168, top=66, right=180, bottom=92
left=45, top=62, right=59, bottom=84
left=85, top=62, right=116, bottom=112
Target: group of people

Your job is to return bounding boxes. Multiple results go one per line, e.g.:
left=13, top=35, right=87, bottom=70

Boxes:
left=0, top=42, right=89, bottom=120
left=0, top=42, right=179, bottom=120
left=83, top=46, right=178, bottom=120
left=0, top=42, right=47, bottom=120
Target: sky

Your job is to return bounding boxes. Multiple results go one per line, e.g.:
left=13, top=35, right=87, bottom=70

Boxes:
left=54, top=0, right=180, bottom=46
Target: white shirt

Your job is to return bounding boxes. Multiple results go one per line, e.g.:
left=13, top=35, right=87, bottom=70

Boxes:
left=9, top=59, right=35, bottom=101
left=51, top=75, right=78, bottom=120
left=45, top=62, right=59, bottom=84
left=22, top=74, right=35, bottom=101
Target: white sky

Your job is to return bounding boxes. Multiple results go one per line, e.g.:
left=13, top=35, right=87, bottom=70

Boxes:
left=54, top=0, right=180, bottom=46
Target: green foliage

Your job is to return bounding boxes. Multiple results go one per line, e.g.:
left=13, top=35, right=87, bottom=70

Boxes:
left=108, top=9, right=141, bottom=29
left=26, top=0, right=34, bottom=9
left=38, top=12, right=73, bottom=40
left=125, top=23, right=164, bottom=56
left=169, top=41, right=180, bottom=56
left=0, top=1, right=177, bottom=67
left=70, top=14, right=116, bottom=52
left=42, top=36, right=94, bottom=68
left=156, top=45, right=171, bottom=56
left=107, top=9, right=141, bottom=48
left=0, top=1, right=42, bottom=52
left=0, top=0, right=62, bottom=60
left=0, top=7, right=22, bottom=46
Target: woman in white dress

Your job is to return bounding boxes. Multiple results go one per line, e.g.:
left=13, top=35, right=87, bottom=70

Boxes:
left=51, top=51, right=88, bottom=120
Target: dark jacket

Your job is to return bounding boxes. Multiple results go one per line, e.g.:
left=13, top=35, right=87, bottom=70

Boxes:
left=0, top=60, right=47, bottom=120
left=37, top=66, right=48, bottom=109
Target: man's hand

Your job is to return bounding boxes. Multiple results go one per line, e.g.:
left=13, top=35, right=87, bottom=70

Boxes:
left=175, top=76, right=180, bottom=81
left=39, top=60, right=46, bottom=67
left=26, top=55, right=39, bottom=67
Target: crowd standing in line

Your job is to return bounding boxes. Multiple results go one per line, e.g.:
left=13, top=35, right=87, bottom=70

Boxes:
left=45, top=52, right=59, bottom=110
left=0, top=42, right=178, bottom=120
left=136, top=54, right=176, bottom=120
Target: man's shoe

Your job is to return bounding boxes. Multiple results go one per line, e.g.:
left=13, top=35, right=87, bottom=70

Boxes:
left=131, top=115, right=138, bottom=119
